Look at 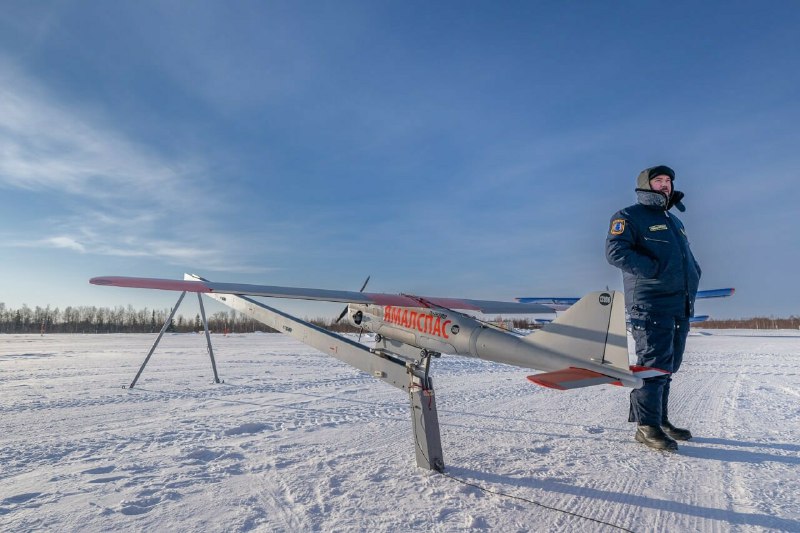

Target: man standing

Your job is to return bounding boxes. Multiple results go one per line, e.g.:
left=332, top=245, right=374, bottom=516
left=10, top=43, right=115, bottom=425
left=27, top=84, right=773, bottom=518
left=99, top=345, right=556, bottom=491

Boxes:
left=606, top=165, right=701, bottom=451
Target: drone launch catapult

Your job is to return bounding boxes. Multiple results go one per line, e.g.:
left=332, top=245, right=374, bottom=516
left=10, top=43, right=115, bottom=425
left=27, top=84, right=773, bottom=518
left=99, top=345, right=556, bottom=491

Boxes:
left=105, top=274, right=449, bottom=471
left=91, top=273, right=660, bottom=472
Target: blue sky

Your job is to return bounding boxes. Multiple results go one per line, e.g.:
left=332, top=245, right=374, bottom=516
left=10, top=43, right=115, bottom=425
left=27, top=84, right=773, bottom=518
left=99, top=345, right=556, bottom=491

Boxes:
left=1, top=1, right=798, bottom=320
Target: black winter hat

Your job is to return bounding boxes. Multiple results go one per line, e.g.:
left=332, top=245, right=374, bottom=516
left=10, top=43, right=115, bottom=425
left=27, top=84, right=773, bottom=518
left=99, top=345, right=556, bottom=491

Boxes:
left=648, top=165, right=675, bottom=181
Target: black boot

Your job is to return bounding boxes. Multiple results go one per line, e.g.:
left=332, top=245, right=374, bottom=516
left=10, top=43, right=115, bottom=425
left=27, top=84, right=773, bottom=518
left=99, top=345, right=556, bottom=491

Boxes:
left=635, top=425, right=678, bottom=451
left=661, top=421, right=692, bottom=441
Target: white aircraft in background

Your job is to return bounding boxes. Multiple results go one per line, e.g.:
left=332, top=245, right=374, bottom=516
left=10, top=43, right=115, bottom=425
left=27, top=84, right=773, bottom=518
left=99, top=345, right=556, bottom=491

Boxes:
left=516, top=288, right=735, bottom=324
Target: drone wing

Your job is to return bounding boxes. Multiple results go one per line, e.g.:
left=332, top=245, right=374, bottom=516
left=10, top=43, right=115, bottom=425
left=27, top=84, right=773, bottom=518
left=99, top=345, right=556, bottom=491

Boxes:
left=517, top=288, right=735, bottom=313
left=696, top=288, right=735, bottom=299
left=514, top=297, right=578, bottom=312
left=90, top=276, right=553, bottom=314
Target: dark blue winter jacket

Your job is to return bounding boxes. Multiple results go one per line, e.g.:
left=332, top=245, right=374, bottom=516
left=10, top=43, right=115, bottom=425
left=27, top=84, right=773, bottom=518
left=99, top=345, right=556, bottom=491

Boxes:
left=606, top=189, right=701, bottom=318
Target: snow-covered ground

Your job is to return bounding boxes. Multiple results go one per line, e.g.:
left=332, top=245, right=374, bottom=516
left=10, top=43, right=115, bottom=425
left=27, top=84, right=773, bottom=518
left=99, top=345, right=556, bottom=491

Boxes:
left=1, top=330, right=798, bottom=532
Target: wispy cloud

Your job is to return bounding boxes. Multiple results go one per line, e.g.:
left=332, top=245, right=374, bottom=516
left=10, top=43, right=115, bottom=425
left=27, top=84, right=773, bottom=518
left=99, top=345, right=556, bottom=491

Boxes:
left=36, top=236, right=87, bottom=253
left=0, top=57, right=271, bottom=273
left=7, top=225, right=274, bottom=274
left=0, top=64, right=196, bottom=200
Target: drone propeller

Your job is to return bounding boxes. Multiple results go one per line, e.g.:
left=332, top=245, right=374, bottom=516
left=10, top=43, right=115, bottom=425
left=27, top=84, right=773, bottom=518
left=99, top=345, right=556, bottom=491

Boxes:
left=334, top=275, right=370, bottom=324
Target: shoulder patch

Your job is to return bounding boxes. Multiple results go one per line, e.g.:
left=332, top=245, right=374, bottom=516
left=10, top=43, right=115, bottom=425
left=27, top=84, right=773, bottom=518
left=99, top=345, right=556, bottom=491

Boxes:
left=610, top=219, right=625, bottom=235
left=649, top=224, right=668, bottom=231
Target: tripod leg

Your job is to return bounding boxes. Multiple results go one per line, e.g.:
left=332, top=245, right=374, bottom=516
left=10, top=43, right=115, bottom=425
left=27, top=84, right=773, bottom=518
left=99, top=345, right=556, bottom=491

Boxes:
left=198, top=293, right=221, bottom=383
left=129, top=291, right=187, bottom=388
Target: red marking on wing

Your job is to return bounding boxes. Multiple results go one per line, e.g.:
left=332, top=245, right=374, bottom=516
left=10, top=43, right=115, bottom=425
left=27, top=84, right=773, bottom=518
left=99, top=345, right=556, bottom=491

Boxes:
left=424, top=297, right=482, bottom=311
left=527, top=367, right=611, bottom=390
left=90, top=277, right=211, bottom=293
left=630, top=365, right=669, bottom=375
left=367, top=294, right=482, bottom=311
left=365, top=293, right=430, bottom=307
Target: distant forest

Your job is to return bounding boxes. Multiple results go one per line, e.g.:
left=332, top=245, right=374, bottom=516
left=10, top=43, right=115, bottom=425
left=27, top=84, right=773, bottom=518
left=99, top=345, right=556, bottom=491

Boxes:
left=0, top=303, right=360, bottom=334
left=0, top=302, right=797, bottom=334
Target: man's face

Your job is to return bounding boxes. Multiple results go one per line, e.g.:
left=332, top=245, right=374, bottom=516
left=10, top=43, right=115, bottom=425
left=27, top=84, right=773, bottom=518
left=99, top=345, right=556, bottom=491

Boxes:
left=649, top=174, right=673, bottom=196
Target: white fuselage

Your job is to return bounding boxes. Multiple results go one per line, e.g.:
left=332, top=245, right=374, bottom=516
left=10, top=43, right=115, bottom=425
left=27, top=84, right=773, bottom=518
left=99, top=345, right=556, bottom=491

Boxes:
left=346, top=303, right=638, bottom=387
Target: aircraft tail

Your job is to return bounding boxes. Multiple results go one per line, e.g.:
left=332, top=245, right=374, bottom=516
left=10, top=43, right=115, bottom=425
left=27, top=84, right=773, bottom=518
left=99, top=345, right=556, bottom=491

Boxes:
left=521, top=291, right=653, bottom=389
left=524, top=291, right=629, bottom=370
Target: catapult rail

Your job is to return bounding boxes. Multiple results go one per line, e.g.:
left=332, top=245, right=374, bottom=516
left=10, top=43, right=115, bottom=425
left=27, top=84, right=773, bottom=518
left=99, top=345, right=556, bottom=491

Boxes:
left=186, top=274, right=445, bottom=471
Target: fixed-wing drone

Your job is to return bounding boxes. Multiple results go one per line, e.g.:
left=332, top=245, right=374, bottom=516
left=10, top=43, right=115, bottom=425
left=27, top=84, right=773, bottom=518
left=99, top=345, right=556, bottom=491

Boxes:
left=91, top=275, right=663, bottom=390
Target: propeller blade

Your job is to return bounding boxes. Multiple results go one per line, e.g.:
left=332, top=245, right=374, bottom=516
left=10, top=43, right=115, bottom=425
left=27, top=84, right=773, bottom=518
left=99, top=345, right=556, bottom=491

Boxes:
left=334, top=275, right=371, bottom=324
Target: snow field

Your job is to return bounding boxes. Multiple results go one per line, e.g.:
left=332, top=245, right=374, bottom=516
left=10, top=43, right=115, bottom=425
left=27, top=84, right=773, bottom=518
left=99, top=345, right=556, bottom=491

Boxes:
left=1, top=331, right=798, bottom=532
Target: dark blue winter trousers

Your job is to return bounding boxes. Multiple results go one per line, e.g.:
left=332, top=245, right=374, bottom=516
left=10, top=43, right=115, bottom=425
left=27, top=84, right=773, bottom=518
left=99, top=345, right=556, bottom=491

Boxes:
left=628, top=313, right=690, bottom=426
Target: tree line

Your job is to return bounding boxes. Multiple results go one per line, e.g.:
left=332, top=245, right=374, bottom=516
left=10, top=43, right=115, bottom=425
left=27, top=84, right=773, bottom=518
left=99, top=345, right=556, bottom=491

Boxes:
left=699, top=316, right=799, bottom=329
left=505, top=317, right=800, bottom=330
left=0, top=303, right=362, bottom=334
left=0, top=302, right=797, bottom=334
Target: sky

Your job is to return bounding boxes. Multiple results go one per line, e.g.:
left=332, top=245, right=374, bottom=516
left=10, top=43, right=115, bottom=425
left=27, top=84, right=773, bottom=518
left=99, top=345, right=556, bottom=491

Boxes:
left=0, top=1, right=798, bottom=320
